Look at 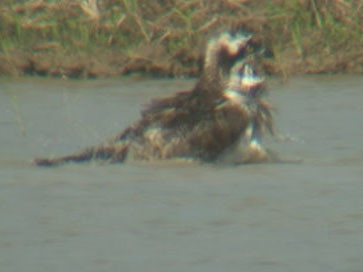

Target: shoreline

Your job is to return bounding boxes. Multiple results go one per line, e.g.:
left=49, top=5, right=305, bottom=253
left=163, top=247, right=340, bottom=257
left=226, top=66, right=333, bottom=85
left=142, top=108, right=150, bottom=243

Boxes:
left=1, top=0, right=362, bottom=78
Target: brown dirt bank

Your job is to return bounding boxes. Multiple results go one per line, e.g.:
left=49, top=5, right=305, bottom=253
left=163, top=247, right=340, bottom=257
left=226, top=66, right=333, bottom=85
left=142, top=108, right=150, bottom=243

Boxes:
left=0, top=0, right=362, bottom=78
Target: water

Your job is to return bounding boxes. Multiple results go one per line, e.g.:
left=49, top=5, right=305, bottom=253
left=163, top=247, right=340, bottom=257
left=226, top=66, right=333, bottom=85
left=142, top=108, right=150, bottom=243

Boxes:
left=0, top=76, right=362, bottom=272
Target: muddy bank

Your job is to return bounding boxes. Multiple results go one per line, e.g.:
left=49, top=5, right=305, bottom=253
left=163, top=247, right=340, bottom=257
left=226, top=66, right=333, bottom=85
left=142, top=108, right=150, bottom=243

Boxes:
left=0, top=0, right=362, bottom=78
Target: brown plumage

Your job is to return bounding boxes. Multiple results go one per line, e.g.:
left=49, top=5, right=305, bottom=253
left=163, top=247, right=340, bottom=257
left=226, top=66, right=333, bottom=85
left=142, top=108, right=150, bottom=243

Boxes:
left=35, top=32, right=275, bottom=166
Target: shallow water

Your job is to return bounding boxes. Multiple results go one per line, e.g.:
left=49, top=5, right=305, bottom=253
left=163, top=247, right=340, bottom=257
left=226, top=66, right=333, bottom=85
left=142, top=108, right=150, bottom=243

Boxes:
left=1, top=76, right=363, bottom=272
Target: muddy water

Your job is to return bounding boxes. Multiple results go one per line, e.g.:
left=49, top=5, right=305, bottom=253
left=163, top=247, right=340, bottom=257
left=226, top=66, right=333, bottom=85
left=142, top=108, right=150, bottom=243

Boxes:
left=1, top=76, right=362, bottom=272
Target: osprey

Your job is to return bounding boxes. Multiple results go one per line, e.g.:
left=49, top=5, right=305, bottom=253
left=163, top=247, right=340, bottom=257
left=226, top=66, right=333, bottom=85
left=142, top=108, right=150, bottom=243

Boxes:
left=35, top=32, right=275, bottom=166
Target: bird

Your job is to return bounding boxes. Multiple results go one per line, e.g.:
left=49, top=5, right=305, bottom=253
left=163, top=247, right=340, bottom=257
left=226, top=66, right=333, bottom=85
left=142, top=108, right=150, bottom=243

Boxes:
left=34, top=32, right=275, bottom=166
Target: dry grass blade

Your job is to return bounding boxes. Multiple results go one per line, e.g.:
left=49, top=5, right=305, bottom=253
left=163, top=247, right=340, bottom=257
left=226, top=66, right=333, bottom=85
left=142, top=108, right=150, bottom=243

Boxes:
left=133, top=13, right=151, bottom=43
left=198, top=16, right=219, bottom=33
left=80, top=0, right=100, bottom=21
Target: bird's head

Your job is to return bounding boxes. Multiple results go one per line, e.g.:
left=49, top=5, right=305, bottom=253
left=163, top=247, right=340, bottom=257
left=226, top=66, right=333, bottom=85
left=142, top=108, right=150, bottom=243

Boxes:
left=204, top=32, right=252, bottom=78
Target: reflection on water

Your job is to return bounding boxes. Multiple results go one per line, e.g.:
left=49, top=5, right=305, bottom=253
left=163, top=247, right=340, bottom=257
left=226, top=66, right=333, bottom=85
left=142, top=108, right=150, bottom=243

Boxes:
left=1, top=76, right=363, bottom=272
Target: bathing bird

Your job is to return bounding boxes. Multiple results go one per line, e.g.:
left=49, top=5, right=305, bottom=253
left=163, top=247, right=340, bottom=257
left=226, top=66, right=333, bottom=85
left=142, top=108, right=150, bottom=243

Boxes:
left=35, top=32, right=275, bottom=166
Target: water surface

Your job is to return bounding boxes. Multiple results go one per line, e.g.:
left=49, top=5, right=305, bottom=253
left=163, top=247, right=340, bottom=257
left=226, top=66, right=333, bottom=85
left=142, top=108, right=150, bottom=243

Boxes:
left=1, top=76, right=362, bottom=272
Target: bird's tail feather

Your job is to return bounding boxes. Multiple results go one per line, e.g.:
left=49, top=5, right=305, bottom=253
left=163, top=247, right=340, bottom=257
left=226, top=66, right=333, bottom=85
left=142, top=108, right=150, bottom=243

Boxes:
left=34, top=141, right=129, bottom=167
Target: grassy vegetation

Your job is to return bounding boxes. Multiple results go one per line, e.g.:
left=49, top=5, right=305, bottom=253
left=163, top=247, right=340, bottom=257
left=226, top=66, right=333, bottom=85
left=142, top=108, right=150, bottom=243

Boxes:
left=0, top=0, right=362, bottom=78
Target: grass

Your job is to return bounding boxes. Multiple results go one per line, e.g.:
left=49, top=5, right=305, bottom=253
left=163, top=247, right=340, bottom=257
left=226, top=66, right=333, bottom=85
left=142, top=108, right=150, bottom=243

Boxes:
left=0, top=0, right=361, bottom=77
